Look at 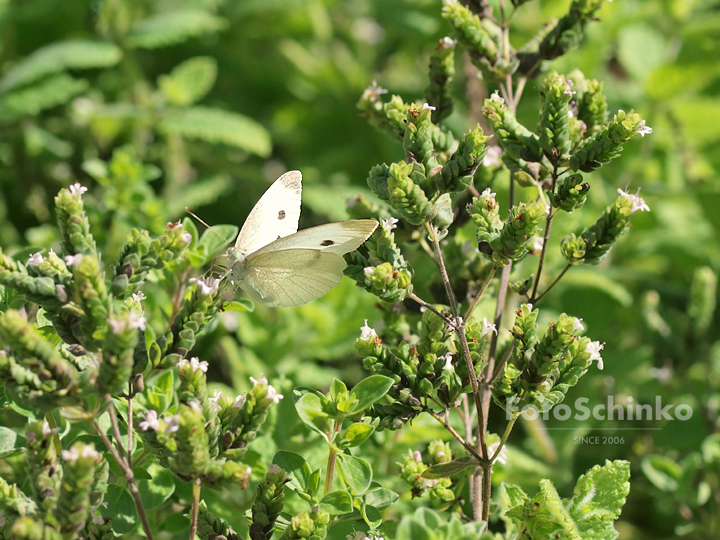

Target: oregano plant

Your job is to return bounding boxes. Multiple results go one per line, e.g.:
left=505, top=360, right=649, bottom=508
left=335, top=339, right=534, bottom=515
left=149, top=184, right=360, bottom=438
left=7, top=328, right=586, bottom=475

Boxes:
left=0, top=1, right=655, bottom=539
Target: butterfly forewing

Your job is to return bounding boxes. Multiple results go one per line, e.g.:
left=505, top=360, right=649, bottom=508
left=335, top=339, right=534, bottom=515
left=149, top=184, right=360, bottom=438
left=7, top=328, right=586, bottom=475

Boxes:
left=248, top=220, right=377, bottom=260
left=234, top=170, right=302, bottom=256
left=240, top=249, right=347, bottom=307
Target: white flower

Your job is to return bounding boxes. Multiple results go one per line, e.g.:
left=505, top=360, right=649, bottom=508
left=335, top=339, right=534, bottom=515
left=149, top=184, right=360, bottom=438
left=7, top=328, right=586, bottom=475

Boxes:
left=532, top=236, right=544, bottom=251
left=482, top=146, right=502, bottom=168
left=585, top=341, right=605, bottom=370
left=177, top=357, right=209, bottom=373
left=131, top=291, right=146, bottom=302
left=442, top=37, right=456, bottom=48
left=92, top=511, right=105, bottom=525
left=232, top=394, right=246, bottom=409
left=250, top=375, right=268, bottom=387
left=564, top=79, right=576, bottom=96
left=209, top=390, right=223, bottom=412
left=422, top=103, right=436, bottom=111
left=360, top=319, right=377, bottom=341
left=128, top=312, right=146, bottom=331
left=68, top=183, right=88, bottom=198
left=181, top=232, right=192, bottom=245
left=269, top=464, right=281, bottom=475
left=109, top=313, right=146, bottom=335
left=480, top=317, right=496, bottom=337
left=635, top=120, right=652, bottom=137
left=488, top=441, right=510, bottom=465
left=266, top=384, right=284, bottom=404
left=81, top=445, right=99, bottom=459
left=108, top=316, right=127, bottom=335
left=189, top=276, right=221, bottom=296
left=481, top=187, right=496, bottom=198
left=164, top=415, right=180, bottom=434
left=381, top=217, right=399, bottom=232
left=361, top=80, right=388, bottom=102
left=189, top=400, right=203, bottom=413
left=62, top=447, right=80, bottom=462
left=363, top=267, right=375, bottom=276
left=27, top=252, right=44, bottom=267
left=41, top=420, right=53, bottom=437
left=617, top=188, right=650, bottom=213
left=491, top=90, right=504, bottom=104
left=64, top=254, right=83, bottom=268
left=440, top=352, right=453, bottom=371
left=139, top=410, right=160, bottom=432
left=413, top=450, right=423, bottom=462
left=573, top=318, right=584, bottom=333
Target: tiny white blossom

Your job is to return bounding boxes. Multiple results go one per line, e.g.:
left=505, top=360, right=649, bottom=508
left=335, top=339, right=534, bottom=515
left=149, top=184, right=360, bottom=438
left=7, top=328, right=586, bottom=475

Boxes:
left=139, top=410, right=160, bottom=432
left=382, top=216, right=399, bottom=232
left=92, top=511, right=105, bottom=525
left=68, top=183, right=88, bottom=198
left=442, top=37, right=457, bottom=48
left=27, top=252, right=44, bottom=267
left=108, top=316, right=127, bottom=335
left=564, top=79, right=576, bottom=96
left=81, top=446, right=99, bottom=459
left=364, top=267, right=375, bottom=276
left=269, top=464, right=281, bottom=475
left=189, top=400, right=203, bottom=413
left=585, top=341, right=605, bottom=370
left=482, top=146, right=502, bottom=167
left=360, top=319, right=377, bottom=341
left=250, top=375, right=268, bottom=387
left=164, top=415, right=180, bottom=434
left=209, top=390, right=223, bottom=412
left=189, top=276, right=221, bottom=296
left=617, top=188, right=650, bottom=213
left=422, top=103, right=436, bottom=111
left=361, top=80, right=388, bottom=102
left=480, top=317, right=496, bottom=337
left=488, top=441, right=510, bottom=465
left=64, top=254, right=83, bottom=268
left=131, top=291, right=146, bottom=302
left=266, top=384, right=284, bottom=404
left=61, top=447, right=80, bottom=462
left=177, top=357, right=209, bottom=373
left=440, top=352, right=453, bottom=371
left=181, top=232, right=192, bottom=245
left=491, top=90, right=504, bottom=104
left=128, top=312, right=146, bottom=331
left=413, top=450, right=423, bottom=462
left=532, top=236, right=544, bottom=251
left=481, top=187, right=496, bottom=198
left=573, top=318, right=584, bottom=333
left=635, top=120, right=652, bottom=137
left=232, top=394, right=246, bottom=409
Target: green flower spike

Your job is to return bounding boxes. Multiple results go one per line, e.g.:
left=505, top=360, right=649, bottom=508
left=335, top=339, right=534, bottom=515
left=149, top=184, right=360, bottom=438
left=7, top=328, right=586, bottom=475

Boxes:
left=250, top=464, right=288, bottom=540
left=426, top=38, right=456, bottom=123
left=482, top=92, right=542, bottom=163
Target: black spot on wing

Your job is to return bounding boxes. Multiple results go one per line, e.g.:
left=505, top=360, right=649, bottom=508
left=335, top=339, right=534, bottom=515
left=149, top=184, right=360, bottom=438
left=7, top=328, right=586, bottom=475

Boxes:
left=278, top=210, right=286, bottom=220
left=320, top=240, right=335, bottom=246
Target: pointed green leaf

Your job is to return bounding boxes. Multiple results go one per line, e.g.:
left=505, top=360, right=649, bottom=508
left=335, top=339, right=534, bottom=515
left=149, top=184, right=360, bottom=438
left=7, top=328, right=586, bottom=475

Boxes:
left=273, top=451, right=312, bottom=494
left=348, top=375, right=394, bottom=415
left=340, top=423, right=375, bottom=448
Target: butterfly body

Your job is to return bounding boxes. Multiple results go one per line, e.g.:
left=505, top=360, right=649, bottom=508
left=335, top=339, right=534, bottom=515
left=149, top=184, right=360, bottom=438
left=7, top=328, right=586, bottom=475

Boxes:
left=226, top=171, right=377, bottom=307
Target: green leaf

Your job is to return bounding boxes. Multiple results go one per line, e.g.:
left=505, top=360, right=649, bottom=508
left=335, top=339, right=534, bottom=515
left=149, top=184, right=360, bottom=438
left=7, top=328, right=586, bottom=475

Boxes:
left=340, top=423, right=375, bottom=448
left=641, top=455, right=681, bottom=492
left=103, top=485, right=138, bottom=535
left=137, top=464, right=175, bottom=509
left=273, top=451, right=312, bottom=494
left=197, top=224, right=237, bottom=258
left=396, top=515, right=437, bottom=540
left=360, top=503, right=383, bottom=529
left=295, top=392, right=331, bottom=436
left=348, top=375, right=394, bottom=415
left=126, top=10, right=228, bottom=49
left=145, top=370, right=175, bottom=414
left=422, top=456, right=477, bottom=479
left=500, top=483, right=528, bottom=510
left=319, top=490, right=353, bottom=515
left=363, top=487, right=399, bottom=510
left=307, top=469, right=321, bottom=498
left=160, top=106, right=271, bottom=157
left=159, top=57, right=217, bottom=106
left=223, top=299, right=254, bottom=312
left=0, top=40, right=122, bottom=92
left=617, top=24, right=667, bottom=80
left=1, top=74, right=88, bottom=119
left=0, top=426, right=20, bottom=459
left=337, top=454, right=373, bottom=495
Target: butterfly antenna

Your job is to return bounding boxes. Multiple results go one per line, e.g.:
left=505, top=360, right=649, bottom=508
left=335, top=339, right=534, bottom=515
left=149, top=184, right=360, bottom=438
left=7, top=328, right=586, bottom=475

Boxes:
left=185, top=207, right=232, bottom=245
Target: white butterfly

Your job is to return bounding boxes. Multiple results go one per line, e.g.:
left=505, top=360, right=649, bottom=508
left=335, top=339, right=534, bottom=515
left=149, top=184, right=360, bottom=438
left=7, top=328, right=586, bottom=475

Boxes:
left=225, top=170, right=377, bottom=307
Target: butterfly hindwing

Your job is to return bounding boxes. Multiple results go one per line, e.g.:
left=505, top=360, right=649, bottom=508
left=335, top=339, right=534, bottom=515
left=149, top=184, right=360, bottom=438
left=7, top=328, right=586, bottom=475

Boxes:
left=240, top=249, right=347, bottom=307
left=234, top=170, right=302, bottom=256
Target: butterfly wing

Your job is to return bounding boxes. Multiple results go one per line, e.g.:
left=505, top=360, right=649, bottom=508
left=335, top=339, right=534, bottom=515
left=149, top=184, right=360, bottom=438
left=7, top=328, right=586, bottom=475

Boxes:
left=250, top=220, right=378, bottom=258
left=234, top=170, right=302, bottom=256
left=240, top=249, right=347, bottom=307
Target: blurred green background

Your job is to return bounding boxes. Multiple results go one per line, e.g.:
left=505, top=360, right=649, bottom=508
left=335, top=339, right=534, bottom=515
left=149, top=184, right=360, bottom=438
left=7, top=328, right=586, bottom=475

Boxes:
left=1, top=0, right=719, bottom=538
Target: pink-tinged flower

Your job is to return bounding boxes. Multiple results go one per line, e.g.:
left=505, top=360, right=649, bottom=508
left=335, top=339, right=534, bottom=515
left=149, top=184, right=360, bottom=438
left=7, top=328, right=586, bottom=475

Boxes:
left=128, top=312, right=146, bottom=331
left=361, top=80, right=388, bottom=102
left=64, top=254, right=83, bottom=268
left=189, top=276, right=220, bottom=296
left=27, top=252, right=44, bottom=267
left=164, top=415, right=180, bottom=434
left=635, top=120, right=652, bottom=137
left=481, top=187, right=496, bottom=198
left=131, top=291, right=146, bottom=302
left=442, top=37, right=457, bottom=48
left=585, top=341, right=605, bottom=370
left=413, top=450, right=423, bottom=462
left=491, top=90, right=504, bottom=104
left=139, top=410, right=160, bottom=432
left=181, top=232, right=192, bottom=245
left=488, top=441, right=510, bottom=465
left=617, top=187, right=650, bottom=213
left=177, top=357, right=209, bottom=373
left=564, top=79, right=576, bottom=97
left=209, top=390, right=223, bottom=412
left=483, top=146, right=502, bottom=168
left=266, top=384, right=284, bottom=404
left=189, top=400, right=203, bottom=413
left=68, top=183, right=88, bottom=198
left=382, top=216, right=399, bottom=232
left=232, top=394, right=246, bottom=409
left=250, top=375, right=268, bottom=387
left=360, top=319, right=377, bottom=341
left=363, top=267, right=375, bottom=276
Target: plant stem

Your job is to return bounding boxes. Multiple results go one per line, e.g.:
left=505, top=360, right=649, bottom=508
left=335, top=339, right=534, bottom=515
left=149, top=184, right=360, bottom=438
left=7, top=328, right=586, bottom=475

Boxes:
left=533, top=263, right=572, bottom=305
left=92, top=417, right=155, bottom=540
left=490, top=414, right=518, bottom=463
left=127, top=382, right=134, bottom=467
left=325, top=447, right=338, bottom=495
left=190, top=478, right=201, bottom=540
left=409, top=292, right=454, bottom=326
left=529, top=212, right=555, bottom=301
left=424, top=407, right=483, bottom=462
left=490, top=338, right=516, bottom=383
left=108, top=401, right=128, bottom=463
left=465, top=265, right=498, bottom=321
